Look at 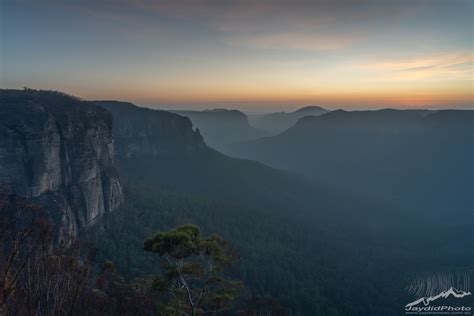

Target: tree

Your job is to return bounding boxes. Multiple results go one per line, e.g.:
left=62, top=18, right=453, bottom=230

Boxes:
left=0, top=190, right=51, bottom=313
left=0, top=189, right=101, bottom=315
left=93, top=260, right=159, bottom=315
left=144, top=224, right=243, bottom=316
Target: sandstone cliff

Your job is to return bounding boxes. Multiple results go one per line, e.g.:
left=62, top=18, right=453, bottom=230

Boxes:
left=0, top=89, right=123, bottom=239
left=95, top=101, right=206, bottom=160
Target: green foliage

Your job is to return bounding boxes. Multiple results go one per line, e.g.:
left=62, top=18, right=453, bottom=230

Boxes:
left=144, top=225, right=243, bottom=316
left=145, top=224, right=201, bottom=259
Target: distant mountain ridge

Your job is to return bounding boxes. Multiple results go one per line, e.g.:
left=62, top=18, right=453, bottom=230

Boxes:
left=294, top=105, right=327, bottom=113
left=170, top=108, right=268, bottom=150
left=251, top=105, right=329, bottom=134
left=226, top=108, right=474, bottom=219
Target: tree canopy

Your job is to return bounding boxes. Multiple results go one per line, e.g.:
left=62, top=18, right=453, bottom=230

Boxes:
left=144, top=224, right=242, bottom=316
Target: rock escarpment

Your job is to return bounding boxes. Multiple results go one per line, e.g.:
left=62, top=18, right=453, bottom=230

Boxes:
left=0, top=90, right=123, bottom=239
left=95, top=101, right=206, bottom=160
left=170, top=109, right=268, bottom=149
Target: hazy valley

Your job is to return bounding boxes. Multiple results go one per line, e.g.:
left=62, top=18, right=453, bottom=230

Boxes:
left=1, top=89, right=472, bottom=315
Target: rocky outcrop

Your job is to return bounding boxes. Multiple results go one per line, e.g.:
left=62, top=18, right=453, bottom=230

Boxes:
left=95, top=101, right=206, bottom=160
left=0, top=89, right=123, bottom=240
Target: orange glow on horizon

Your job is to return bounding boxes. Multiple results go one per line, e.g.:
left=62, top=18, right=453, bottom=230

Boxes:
left=72, top=84, right=472, bottom=110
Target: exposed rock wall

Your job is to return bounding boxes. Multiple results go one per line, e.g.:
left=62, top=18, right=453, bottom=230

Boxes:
left=95, top=101, right=206, bottom=160
left=0, top=90, right=123, bottom=239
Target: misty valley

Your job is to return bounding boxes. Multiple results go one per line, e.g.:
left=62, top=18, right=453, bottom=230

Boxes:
left=0, top=89, right=472, bottom=315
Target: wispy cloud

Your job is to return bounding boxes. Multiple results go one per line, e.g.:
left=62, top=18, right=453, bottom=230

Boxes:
left=39, top=0, right=430, bottom=51
left=353, top=53, right=473, bottom=81
left=225, top=32, right=359, bottom=51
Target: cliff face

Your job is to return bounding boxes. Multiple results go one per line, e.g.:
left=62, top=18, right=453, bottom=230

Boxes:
left=0, top=90, right=123, bottom=239
left=95, top=101, right=206, bottom=160
left=170, top=109, right=268, bottom=150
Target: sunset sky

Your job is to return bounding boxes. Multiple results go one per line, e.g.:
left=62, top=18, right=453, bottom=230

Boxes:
left=1, top=0, right=473, bottom=111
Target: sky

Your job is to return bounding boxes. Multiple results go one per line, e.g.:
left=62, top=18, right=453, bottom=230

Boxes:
left=1, top=0, right=473, bottom=111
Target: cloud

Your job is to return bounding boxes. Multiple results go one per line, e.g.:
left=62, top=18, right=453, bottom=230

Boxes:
left=202, top=1, right=408, bottom=51
left=225, top=32, right=358, bottom=51
left=28, top=0, right=472, bottom=53
left=353, top=53, right=473, bottom=81
left=40, top=0, right=432, bottom=51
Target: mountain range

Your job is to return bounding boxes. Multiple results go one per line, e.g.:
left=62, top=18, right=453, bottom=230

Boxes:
left=170, top=108, right=268, bottom=150
left=226, top=109, right=474, bottom=220
left=1, top=89, right=472, bottom=315
left=249, top=105, right=329, bottom=134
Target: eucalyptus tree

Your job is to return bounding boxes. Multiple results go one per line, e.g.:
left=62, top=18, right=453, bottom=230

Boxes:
left=144, top=224, right=242, bottom=316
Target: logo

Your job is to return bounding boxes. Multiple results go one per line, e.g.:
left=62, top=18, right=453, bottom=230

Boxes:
left=405, top=272, right=472, bottom=315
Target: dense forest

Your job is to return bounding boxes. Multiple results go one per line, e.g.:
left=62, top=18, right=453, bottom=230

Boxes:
left=1, top=190, right=283, bottom=315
